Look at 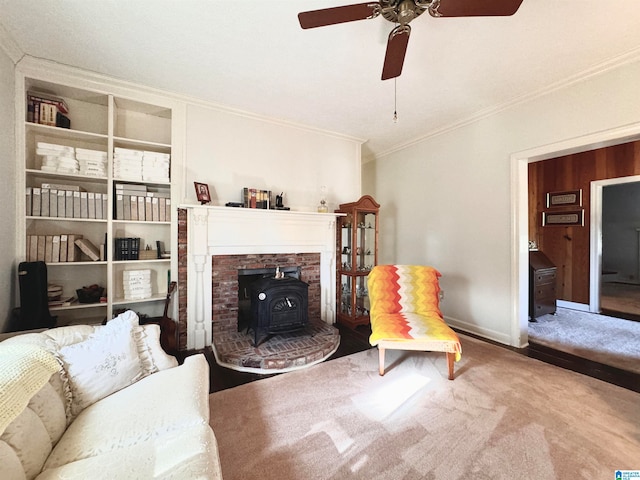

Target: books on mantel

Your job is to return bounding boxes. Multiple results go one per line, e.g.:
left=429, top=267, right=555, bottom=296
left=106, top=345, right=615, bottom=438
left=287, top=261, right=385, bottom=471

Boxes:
left=242, top=187, right=271, bottom=209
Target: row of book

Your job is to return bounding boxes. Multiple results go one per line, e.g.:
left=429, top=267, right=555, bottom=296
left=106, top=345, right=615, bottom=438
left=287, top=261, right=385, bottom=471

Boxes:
left=36, top=142, right=107, bottom=177
left=242, top=188, right=271, bottom=209
left=27, top=91, right=70, bottom=128
left=26, top=234, right=103, bottom=263
left=26, top=184, right=108, bottom=219
left=114, top=148, right=170, bottom=183
left=114, top=183, right=171, bottom=222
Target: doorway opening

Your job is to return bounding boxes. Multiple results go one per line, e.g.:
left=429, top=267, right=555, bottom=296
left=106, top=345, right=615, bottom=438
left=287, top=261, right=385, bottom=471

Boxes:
left=511, top=123, right=640, bottom=348
left=591, top=177, right=640, bottom=320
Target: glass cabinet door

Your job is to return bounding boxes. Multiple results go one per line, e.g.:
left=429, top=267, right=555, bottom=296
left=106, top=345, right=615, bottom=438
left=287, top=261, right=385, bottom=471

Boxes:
left=339, top=274, right=353, bottom=315
left=339, top=214, right=353, bottom=271
left=356, top=211, right=376, bottom=272
left=355, top=276, right=369, bottom=317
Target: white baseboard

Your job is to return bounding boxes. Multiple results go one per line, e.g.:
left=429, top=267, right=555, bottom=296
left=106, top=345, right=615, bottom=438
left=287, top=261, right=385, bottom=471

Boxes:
left=556, top=300, right=590, bottom=312
left=444, top=315, right=512, bottom=346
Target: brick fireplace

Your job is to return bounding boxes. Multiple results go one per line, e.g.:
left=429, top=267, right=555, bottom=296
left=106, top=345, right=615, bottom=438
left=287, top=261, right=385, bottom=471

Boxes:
left=178, top=206, right=343, bottom=364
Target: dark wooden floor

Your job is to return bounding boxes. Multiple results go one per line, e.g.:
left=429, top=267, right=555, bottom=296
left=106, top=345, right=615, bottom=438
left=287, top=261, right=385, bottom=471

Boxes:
left=525, top=341, right=640, bottom=393
left=193, top=324, right=639, bottom=394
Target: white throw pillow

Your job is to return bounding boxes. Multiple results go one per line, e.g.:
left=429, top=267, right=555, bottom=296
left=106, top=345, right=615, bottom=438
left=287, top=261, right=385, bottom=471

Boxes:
left=57, top=314, right=144, bottom=417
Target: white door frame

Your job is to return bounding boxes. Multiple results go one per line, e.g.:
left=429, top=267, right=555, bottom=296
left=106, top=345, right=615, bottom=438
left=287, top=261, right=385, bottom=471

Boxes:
left=590, top=175, right=640, bottom=312
left=511, top=123, right=640, bottom=348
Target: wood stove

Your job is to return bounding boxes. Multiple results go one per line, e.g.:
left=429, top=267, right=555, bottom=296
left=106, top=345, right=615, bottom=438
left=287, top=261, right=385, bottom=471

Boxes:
left=248, top=275, right=309, bottom=346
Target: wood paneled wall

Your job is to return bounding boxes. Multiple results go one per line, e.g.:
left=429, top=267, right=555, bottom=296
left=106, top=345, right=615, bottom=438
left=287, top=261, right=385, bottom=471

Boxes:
left=528, top=141, right=640, bottom=304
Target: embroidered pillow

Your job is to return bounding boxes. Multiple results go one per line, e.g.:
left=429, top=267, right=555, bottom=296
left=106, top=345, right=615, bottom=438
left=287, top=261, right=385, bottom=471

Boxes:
left=57, top=315, right=144, bottom=417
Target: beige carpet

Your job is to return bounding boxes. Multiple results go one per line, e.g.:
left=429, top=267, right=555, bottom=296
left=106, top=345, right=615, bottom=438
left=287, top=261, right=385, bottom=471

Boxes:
left=209, top=335, right=639, bottom=480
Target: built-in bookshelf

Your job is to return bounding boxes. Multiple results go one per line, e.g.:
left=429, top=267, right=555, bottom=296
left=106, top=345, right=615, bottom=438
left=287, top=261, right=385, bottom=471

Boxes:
left=17, top=67, right=176, bottom=326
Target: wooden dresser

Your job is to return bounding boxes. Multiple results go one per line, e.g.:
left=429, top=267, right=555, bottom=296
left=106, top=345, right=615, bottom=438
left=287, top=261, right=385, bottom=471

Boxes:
left=529, top=250, right=557, bottom=320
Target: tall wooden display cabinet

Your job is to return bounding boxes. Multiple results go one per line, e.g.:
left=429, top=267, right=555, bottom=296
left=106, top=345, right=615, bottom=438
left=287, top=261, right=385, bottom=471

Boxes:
left=335, top=195, right=379, bottom=328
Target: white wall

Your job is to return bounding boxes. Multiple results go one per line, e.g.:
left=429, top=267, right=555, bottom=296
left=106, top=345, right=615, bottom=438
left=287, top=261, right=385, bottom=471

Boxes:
left=364, top=58, right=640, bottom=346
left=182, top=103, right=362, bottom=211
left=0, top=47, right=16, bottom=331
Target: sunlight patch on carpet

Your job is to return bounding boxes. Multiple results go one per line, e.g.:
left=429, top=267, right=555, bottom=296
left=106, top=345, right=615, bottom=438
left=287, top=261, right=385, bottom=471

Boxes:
left=351, top=372, right=431, bottom=421
left=304, top=419, right=354, bottom=454
left=350, top=453, right=369, bottom=473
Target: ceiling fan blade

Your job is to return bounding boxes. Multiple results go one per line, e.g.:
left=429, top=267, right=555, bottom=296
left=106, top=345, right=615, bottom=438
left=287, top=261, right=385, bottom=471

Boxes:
left=298, top=2, right=380, bottom=29
left=435, top=0, right=524, bottom=17
left=381, top=25, right=410, bottom=81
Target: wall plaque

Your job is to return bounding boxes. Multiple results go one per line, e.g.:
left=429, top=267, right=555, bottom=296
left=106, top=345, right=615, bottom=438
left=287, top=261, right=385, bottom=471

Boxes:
left=542, top=209, right=584, bottom=227
left=546, top=189, right=582, bottom=208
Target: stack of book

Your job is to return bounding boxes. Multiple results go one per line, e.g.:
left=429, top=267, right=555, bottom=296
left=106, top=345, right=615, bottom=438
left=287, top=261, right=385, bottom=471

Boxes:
left=113, top=147, right=144, bottom=181
left=48, top=282, right=77, bottom=307
left=113, top=148, right=171, bottom=182
left=35, top=142, right=109, bottom=178
left=122, top=269, right=152, bottom=300
left=47, top=284, right=63, bottom=302
left=75, top=148, right=107, bottom=177
left=36, top=142, right=78, bottom=174
left=142, top=151, right=170, bottom=183
left=114, top=237, right=141, bottom=260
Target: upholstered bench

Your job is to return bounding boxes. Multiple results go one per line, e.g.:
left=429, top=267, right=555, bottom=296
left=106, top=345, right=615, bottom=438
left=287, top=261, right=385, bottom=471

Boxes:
left=368, top=265, right=462, bottom=379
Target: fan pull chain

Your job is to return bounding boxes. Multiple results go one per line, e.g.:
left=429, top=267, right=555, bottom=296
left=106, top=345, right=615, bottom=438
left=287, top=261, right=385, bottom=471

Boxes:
left=393, top=78, right=398, bottom=123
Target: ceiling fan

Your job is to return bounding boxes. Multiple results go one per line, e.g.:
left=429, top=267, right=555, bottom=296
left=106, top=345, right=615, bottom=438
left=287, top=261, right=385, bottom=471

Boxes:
left=298, top=0, right=525, bottom=80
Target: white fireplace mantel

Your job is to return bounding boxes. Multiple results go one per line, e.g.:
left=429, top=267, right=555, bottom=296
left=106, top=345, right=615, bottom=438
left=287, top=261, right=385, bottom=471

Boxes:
left=182, top=205, right=343, bottom=350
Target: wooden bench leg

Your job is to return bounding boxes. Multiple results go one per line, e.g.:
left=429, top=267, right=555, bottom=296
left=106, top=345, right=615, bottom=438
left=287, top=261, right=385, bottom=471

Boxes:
left=446, top=352, right=455, bottom=380
left=378, top=347, right=386, bottom=376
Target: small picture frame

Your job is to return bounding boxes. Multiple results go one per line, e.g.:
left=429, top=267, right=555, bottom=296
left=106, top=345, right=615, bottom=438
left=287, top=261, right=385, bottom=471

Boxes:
left=194, top=182, right=211, bottom=205
left=546, top=189, right=582, bottom=208
left=542, top=209, right=584, bottom=227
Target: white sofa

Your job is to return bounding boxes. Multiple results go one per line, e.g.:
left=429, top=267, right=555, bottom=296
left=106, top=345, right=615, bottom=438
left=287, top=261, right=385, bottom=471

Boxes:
left=0, top=311, right=223, bottom=479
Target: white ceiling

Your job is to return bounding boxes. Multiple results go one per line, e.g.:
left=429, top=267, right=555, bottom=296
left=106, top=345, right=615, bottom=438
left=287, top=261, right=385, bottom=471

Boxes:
left=2, top=1, right=640, bottom=158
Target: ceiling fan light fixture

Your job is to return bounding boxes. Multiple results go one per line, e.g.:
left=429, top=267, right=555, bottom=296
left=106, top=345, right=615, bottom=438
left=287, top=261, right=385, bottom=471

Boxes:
left=396, top=0, right=418, bottom=25
left=298, top=0, right=525, bottom=79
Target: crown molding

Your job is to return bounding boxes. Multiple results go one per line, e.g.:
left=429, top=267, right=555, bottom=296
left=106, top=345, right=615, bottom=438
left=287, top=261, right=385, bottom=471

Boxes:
left=182, top=93, right=366, bottom=146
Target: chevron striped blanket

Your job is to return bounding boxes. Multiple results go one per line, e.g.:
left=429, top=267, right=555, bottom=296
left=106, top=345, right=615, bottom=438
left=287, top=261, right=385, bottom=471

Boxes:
left=368, top=265, right=461, bottom=360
